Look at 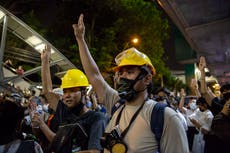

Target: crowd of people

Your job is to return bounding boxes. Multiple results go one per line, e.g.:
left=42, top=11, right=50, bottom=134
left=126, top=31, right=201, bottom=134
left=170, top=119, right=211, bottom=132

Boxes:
left=0, top=14, right=229, bottom=153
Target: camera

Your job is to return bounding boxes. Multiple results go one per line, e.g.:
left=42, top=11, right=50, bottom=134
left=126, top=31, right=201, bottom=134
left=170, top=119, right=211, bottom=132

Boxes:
left=100, top=128, right=127, bottom=153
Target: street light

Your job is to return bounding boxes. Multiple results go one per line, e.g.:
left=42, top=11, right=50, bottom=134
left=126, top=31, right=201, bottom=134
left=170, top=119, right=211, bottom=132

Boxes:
left=123, top=37, right=139, bottom=50
left=132, top=38, right=139, bottom=44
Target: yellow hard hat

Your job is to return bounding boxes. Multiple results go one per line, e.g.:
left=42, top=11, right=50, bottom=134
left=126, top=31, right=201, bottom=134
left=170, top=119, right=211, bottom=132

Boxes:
left=113, top=47, right=156, bottom=75
left=61, top=69, right=89, bottom=89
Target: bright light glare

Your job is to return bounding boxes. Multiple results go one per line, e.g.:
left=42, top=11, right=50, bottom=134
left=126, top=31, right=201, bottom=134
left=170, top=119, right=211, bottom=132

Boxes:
left=35, top=43, right=45, bottom=52
left=26, top=36, right=43, bottom=46
left=0, top=10, right=5, bottom=20
left=212, top=83, right=220, bottom=90
left=204, top=67, right=209, bottom=72
left=35, top=43, right=55, bottom=54
left=132, top=38, right=139, bottom=44
left=50, top=48, right=55, bottom=54
left=36, top=85, right=43, bottom=89
left=157, top=0, right=163, bottom=7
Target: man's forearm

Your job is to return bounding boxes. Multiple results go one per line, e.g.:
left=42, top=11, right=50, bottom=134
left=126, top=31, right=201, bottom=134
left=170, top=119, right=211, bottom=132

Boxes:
left=39, top=122, right=56, bottom=142
left=194, top=88, right=201, bottom=98
left=77, top=38, right=100, bottom=78
left=199, top=70, right=215, bottom=106
left=41, top=59, right=52, bottom=94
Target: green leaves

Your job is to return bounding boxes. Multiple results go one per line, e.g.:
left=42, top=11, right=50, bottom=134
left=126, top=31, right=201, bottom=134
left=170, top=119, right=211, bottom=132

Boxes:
left=2, top=0, right=182, bottom=88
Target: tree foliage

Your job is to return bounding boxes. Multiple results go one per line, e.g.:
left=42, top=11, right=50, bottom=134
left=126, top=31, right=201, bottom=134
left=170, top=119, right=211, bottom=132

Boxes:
left=0, top=0, right=185, bottom=89
left=46, top=0, right=171, bottom=84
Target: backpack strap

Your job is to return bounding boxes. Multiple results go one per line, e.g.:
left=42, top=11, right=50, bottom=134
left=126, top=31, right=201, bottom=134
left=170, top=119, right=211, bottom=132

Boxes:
left=151, top=102, right=167, bottom=153
left=111, top=98, right=126, bottom=116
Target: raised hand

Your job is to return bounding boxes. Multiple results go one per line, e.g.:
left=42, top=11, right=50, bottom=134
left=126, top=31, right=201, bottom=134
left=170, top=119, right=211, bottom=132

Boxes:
left=189, top=118, right=199, bottom=127
left=179, top=88, right=185, bottom=97
left=190, top=78, right=198, bottom=90
left=72, top=14, right=85, bottom=39
left=41, top=45, right=51, bottom=62
left=198, top=56, right=206, bottom=71
left=31, top=111, right=45, bottom=128
left=41, top=44, right=52, bottom=95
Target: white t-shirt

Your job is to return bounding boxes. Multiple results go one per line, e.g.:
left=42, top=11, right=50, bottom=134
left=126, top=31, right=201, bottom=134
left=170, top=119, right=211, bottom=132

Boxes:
left=183, top=107, right=199, bottom=127
left=101, top=81, right=189, bottom=153
left=189, top=109, right=214, bottom=131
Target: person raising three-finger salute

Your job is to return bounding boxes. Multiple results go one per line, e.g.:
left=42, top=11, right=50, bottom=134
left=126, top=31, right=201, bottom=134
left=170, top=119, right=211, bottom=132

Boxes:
left=73, top=14, right=189, bottom=153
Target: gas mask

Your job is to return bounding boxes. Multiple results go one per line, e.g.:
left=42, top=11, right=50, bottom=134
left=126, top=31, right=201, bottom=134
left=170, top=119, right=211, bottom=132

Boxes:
left=155, top=96, right=167, bottom=102
left=116, top=78, right=137, bottom=101
left=116, top=67, right=149, bottom=102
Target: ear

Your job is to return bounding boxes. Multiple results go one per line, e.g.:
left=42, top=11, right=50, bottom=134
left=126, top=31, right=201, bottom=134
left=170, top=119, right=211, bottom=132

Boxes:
left=144, top=74, right=153, bottom=85
left=81, top=95, right=86, bottom=104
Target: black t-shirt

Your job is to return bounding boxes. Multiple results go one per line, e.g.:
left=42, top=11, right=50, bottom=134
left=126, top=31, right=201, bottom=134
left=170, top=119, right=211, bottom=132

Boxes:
left=204, top=113, right=230, bottom=153
left=211, top=97, right=224, bottom=116
left=53, top=101, right=107, bottom=152
left=55, top=100, right=73, bottom=125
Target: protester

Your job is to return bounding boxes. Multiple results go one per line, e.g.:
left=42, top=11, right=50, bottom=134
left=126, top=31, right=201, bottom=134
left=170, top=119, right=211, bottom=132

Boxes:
left=178, top=88, right=199, bottom=152
left=204, top=83, right=230, bottom=153
left=154, top=87, right=170, bottom=105
left=205, top=91, right=230, bottom=153
left=198, top=56, right=224, bottom=115
left=0, top=99, right=43, bottom=153
left=189, top=97, right=213, bottom=153
left=195, top=56, right=230, bottom=153
left=31, top=45, right=107, bottom=153
left=72, top=13, right=189, bottom=153
left=16, top=65, right=24, bottom=75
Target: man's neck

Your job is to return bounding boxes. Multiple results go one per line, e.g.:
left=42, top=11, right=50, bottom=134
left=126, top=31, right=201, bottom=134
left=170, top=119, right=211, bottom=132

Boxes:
left=79, top=106, right=89, bottom=115
left=126, top=92, right=148, bottom=106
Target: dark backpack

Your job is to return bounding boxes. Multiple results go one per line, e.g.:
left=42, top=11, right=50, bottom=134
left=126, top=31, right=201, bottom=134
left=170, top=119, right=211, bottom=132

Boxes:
left=150, top=102, right=167, bottom=152
left=16, top=140, right=35, bottom=153
left=2, top=140, right=38, bottom=153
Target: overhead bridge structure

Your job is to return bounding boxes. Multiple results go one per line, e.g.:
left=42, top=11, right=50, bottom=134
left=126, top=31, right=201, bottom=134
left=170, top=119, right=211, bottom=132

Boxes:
left=0, top=5, right=76, bottom=93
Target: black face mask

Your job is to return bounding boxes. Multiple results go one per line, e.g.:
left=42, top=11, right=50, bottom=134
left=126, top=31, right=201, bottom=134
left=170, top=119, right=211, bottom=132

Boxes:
left=116, top=67, right=150, bottom=102
left=199, top=108, right=205, bottom=112
left=223, top=92, right=230, bottom=101
left=116, top=78, right=138, bottom=101
left=70, top=101, right=85, bottom=116
left=155, top=96, right=166, bottom=102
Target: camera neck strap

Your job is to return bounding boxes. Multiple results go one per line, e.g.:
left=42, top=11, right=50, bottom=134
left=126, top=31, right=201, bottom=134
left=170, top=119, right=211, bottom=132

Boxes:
left=115, top=100, right=146, bottom=139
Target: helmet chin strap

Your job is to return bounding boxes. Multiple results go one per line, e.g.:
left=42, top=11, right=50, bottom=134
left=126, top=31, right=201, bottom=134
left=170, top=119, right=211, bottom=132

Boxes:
left=130, top=66, right=149, bottom=91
